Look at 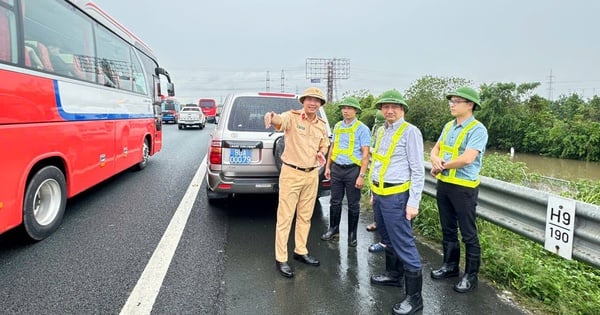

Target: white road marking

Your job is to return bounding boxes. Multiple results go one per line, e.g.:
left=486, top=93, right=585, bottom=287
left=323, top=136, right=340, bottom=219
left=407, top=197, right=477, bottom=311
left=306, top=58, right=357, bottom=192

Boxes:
left=120, top=156, right=207, bottom=315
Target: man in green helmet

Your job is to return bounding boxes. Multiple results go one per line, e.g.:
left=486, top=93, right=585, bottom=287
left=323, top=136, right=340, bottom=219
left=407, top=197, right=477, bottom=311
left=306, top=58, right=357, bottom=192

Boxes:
left=430, top=86, right=488, bottom=294
left=368, top=89, right=425, bottom=315
left=321, top=97, right=371, bottom=247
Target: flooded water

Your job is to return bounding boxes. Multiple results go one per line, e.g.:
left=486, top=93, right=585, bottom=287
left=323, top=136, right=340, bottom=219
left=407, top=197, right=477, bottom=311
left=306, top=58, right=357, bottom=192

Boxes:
left=424, top=142, right=600, bottom=182
left=509, top=151, right=600, bottom=182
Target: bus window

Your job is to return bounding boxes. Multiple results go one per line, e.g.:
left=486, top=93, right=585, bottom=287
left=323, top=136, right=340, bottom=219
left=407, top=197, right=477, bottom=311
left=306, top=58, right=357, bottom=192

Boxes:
left=0, top=0, right=173, bottom=240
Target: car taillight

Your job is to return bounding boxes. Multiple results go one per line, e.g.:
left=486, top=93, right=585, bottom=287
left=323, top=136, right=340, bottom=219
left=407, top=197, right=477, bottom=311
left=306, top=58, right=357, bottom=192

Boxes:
left=217, top=183, right=232, bottom=190
left=209, top=139, right=222, bottom=165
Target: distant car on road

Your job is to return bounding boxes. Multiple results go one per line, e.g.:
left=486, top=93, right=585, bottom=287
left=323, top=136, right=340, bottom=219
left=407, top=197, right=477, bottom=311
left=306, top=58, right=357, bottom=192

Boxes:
left=198, top=98, right=218, bottom=123
left=206, top=92, right=332, bottom=203
left=178, top=106, right=206, bottom=129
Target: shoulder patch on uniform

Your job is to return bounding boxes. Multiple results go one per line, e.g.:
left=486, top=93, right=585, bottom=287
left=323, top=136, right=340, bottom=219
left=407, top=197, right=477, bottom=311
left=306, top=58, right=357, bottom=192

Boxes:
left=291, top=110, right=302, bottom=115
left=317, top=117, right=326, bottom=124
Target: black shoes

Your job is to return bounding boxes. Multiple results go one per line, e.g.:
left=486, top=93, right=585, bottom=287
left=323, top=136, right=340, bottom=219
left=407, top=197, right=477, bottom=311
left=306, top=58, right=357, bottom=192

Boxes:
left=430, top=263, right=459, bottom=279
left=293, top=253, right=320, bottom=266
left=370, top=272, right=403, bottom=287
left=320, top=227, right=339, bottom=241
left=454, top=273, right=478, bottom=293
left=276, top=254, right=319, bottom=278
left=275, top=261, right=294, bottom=278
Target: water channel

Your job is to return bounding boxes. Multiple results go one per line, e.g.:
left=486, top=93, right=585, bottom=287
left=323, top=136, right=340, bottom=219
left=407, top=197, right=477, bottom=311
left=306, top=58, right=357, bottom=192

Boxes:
left=424, top=142, right=600, bottom=182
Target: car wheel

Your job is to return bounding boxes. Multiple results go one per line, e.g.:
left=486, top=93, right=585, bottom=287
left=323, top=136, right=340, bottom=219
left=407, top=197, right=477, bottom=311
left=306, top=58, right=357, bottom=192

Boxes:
left=178, top=124, right=183, bottom=130
left=22, top=166, right=67, bottom=241
left=135, top=138, right=150, bottom=171
left=273, top=135, right=285, bottom=172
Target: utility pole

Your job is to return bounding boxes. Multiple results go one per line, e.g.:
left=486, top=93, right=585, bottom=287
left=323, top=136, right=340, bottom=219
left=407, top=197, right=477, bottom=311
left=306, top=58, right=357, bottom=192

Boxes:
left=305, top=58, right=350, bottom=104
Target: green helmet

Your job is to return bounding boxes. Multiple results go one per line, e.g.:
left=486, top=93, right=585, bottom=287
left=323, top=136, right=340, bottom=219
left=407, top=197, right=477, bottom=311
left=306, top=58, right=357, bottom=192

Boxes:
left=375, top=89, right=409, bottom=112
left=446, top=87, right=481, bottom=110
left=338, top=97, right=361, bottom=112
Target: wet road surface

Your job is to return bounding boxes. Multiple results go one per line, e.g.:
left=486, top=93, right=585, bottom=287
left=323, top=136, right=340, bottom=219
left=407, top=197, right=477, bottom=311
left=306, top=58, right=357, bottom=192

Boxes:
left=215, top=194, right=527, bottom=315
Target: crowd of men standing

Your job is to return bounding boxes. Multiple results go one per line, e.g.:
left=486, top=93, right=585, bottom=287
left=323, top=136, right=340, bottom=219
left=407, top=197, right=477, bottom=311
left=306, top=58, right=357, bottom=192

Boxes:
left=264, top=85, right=488, bottom=315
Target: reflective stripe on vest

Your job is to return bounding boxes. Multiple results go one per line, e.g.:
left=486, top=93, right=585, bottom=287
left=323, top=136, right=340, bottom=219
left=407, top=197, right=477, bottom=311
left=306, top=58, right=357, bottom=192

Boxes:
left=369, top=122, right=411, bottom=196
left=436, top=119, right=481, bottom=188
left=331, top=121, right=361, bottom=166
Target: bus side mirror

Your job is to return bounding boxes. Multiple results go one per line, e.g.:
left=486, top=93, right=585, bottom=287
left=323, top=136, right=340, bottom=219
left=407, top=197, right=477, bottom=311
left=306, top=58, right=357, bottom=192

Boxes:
left=167, top=82, right=175, bottom=96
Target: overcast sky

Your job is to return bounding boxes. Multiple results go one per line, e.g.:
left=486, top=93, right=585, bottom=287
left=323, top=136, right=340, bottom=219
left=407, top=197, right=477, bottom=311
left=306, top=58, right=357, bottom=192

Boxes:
left=93, top=0, right=600, bottom=104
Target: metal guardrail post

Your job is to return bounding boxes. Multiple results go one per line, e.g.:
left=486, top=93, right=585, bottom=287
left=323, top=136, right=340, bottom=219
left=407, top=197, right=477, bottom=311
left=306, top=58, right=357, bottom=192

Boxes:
left=423, top=163, right=600, bottom=268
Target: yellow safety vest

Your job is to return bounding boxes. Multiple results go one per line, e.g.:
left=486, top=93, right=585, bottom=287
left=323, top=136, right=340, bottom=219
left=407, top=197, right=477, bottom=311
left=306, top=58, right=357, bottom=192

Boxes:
left=436, top=119, right=482, bottom=188
left=369, top=122, right=411, bottom=196
left=331, top=121, right=361, bottom=166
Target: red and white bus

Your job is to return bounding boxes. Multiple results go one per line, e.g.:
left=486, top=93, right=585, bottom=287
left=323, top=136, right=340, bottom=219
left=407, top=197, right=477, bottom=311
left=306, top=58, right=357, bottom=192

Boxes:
left=0, top=0, right=175, bottom=240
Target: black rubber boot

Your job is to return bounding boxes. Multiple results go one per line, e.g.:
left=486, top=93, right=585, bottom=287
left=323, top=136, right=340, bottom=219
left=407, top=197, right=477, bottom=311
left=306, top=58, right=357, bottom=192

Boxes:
left=347, top=212, right=359, bottom=247
left=431, top=241, right=460, bottom=279
left=370, top=247, right=403, bottom=287
left=392, top=269, right=423, bottom=315
left=454, top=253, right=480, bottom=293
left=320, top=226, right=339, bottom=241
left=321, top=206, right=341, bottom=241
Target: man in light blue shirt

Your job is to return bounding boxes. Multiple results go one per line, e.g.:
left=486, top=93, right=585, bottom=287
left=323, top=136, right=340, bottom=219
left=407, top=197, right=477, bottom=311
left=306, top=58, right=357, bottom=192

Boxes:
left=430, top=86, right=488, bottom=294
left=321, top=97, right=371, bottom=247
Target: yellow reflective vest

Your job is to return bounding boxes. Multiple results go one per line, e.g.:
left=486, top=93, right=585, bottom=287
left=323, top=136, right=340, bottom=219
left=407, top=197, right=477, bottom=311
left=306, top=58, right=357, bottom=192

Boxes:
left=331, top=121, right=362, bottom=166
left=369, top=122, right=411, bottom=196
left=436, top=120, right=482, bottom=188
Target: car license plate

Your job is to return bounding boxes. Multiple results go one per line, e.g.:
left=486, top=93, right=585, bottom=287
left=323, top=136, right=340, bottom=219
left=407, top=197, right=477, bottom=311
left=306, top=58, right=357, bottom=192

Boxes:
left=230, top=149, right=252, bottom=164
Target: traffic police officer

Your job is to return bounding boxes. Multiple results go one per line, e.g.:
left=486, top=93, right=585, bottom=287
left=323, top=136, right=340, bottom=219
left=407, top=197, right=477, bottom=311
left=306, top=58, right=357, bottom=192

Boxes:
left=264, top=87, right=330, bottom=278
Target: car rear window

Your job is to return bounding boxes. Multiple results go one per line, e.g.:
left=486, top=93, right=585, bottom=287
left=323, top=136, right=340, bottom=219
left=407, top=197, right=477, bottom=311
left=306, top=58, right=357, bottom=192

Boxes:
left=228, top=96, right=301, bottom=132
left=182, top=107, right=200, bottom=112
left=199, top=100, right=216, bottom=108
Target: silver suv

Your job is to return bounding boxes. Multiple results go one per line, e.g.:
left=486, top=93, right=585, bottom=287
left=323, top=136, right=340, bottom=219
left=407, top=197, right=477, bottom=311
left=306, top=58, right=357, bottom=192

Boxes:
left=206, top=92, right=332, bottom=202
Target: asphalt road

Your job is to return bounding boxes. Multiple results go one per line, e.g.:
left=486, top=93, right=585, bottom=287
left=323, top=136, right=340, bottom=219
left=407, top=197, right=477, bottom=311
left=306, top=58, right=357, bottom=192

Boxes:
left=0, top=123, right=529, bottom=315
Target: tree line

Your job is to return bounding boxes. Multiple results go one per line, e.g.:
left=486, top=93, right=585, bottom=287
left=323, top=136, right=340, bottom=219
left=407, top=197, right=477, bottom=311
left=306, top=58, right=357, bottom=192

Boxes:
left=323, top=76, right=600, bottom=162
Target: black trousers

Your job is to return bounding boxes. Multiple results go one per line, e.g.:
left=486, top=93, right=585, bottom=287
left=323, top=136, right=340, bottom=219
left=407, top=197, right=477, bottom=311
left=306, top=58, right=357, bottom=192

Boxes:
left=329, top=163, right=361, bottom=230
left=435, top=180, right=481, bottom=257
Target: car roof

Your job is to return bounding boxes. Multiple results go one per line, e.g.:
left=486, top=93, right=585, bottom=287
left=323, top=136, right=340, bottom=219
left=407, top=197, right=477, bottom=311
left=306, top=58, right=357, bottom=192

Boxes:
left=229, top=92, right=299, bottom=99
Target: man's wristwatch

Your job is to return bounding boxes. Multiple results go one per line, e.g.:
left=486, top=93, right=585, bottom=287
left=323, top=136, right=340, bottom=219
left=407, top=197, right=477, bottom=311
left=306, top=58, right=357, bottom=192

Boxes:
left=359, top=173, right=367, bottom=178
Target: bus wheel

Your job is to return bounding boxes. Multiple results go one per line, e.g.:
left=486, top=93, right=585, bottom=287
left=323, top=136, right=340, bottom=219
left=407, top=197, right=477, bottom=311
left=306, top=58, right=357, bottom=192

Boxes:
left=135, top=138, right=150, bottom=171
left=22, top=166, right=67, bottom=241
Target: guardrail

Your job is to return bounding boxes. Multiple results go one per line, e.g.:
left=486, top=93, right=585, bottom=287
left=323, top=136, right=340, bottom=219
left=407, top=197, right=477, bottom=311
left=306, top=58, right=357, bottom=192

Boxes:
left=423, top=163, right=600, bottom=269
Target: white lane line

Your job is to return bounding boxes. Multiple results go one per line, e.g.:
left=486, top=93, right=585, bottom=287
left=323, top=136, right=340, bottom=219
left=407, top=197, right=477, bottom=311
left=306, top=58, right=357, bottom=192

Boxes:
left=120, top=156, right=207, bottom=315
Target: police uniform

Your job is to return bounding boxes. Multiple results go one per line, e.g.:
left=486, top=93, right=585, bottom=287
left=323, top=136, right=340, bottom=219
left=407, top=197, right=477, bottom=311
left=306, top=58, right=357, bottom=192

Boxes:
left=274, top=109, right=329, bottom=263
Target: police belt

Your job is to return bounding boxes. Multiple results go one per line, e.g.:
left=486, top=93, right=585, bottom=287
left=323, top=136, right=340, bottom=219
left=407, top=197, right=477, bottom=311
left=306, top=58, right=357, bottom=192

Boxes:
left=283, top=161, right=317, bottom=172
left=372, top=181, right=405, bottom=188
left=333, top=162, right=358, bottom=169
